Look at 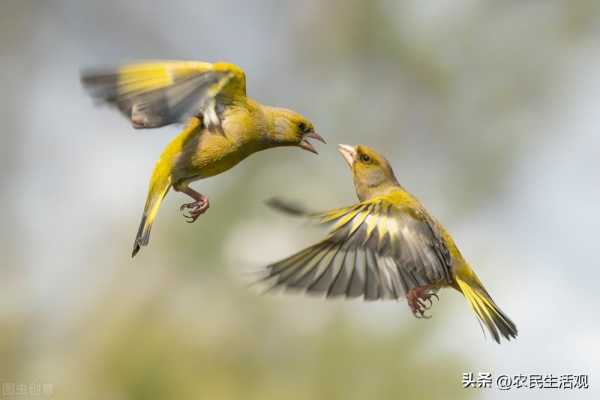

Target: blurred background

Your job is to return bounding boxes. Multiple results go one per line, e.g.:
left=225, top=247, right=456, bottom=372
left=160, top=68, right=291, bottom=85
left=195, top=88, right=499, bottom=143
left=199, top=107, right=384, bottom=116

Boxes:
left=1, top=0, right=599, bottom=399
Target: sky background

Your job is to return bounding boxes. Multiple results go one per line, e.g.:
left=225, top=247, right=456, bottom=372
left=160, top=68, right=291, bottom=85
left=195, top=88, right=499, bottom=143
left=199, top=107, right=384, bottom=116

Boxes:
left=1, top=1, right=599, bottom=399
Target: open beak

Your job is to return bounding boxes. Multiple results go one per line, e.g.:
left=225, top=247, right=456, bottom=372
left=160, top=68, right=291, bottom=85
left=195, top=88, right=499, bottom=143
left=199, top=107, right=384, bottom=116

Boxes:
left=338, top=144, right=356, bottom=167
left=299, top=131, right=326, bottom=154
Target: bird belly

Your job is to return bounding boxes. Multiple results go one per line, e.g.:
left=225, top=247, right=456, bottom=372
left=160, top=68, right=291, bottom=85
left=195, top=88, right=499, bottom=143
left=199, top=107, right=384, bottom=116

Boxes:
left=193, top=142, right=247, bottom=178
left=170, top=128, right=254, bottom=186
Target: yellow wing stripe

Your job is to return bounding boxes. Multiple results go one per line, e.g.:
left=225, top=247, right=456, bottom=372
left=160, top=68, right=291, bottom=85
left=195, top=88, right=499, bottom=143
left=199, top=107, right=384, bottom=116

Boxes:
left=375, top=203, right=390, bottom=242
left=385, top=215, right=399, bottom=241
left=115, top=61, right=246, bottom=99
left=331, top=207, right=362, bottom=230
left=118, top=61, right=214, bottom=93
left=348, top=204, right=372, bottom=236
left=362, top=208, right=380, bottom=244
left=318, top=205, right=359, bottom=224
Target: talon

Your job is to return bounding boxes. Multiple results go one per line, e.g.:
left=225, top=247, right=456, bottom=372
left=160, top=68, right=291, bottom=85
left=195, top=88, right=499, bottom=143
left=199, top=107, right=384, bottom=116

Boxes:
left=180, top=202, right=196, bottom=211
left=179, top=198, right=209, bottom=223
left=407, top=286, right=438, bottom=318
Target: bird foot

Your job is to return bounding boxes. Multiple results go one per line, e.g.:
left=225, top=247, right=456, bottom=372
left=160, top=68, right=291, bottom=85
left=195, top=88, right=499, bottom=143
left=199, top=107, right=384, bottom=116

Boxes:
left=407, top=286, right=439, bottom=319
left=180, top=197, right=209, bottom=223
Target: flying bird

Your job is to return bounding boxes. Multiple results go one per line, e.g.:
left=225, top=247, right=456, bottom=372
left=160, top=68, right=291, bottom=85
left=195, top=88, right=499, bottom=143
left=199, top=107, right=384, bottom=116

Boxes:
left=81, top=60, right=324, bottom=257
left=263, top=144, right=517, bottom=343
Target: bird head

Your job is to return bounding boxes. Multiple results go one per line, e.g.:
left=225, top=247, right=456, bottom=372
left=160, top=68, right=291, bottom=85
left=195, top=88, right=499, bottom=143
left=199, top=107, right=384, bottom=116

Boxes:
left=338, top=144, right=399, bottom=200
left=267, top=108, right=325, bottom=153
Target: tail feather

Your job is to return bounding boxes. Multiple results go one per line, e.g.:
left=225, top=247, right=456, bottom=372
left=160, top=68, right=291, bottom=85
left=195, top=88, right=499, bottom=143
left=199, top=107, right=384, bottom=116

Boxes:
left=132, top=177, right=171, bottom=257
left=455, top=274, right=517, bottom=343
left=265, top=197, right=312, bottom=217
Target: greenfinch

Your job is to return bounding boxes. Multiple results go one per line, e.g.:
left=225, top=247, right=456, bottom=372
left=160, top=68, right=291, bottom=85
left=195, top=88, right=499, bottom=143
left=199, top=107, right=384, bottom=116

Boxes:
left=81, top=60, right=324, bottom=257
left=263, top=144, right=517, bottom=343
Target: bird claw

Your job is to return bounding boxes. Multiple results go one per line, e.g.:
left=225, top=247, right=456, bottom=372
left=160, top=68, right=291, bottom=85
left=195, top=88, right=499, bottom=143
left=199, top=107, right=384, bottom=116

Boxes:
left=407, top=287, right=438, bottom=319
left=179, top=199, right=209, bottom=223
left=412, top=306, right=432, bottom=319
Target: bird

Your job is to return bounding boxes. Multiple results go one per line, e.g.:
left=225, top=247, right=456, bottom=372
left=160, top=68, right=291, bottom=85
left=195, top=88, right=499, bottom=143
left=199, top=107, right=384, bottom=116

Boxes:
left=262, top=144, right=517, bottom=343
left=81, top=60, right=325, bottom=257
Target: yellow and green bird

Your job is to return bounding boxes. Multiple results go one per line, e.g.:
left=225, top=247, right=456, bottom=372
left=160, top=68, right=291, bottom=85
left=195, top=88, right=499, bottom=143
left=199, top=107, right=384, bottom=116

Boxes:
left=263, top=144, right=517, bottom=343
left=81, top=60, right=324, bottom=257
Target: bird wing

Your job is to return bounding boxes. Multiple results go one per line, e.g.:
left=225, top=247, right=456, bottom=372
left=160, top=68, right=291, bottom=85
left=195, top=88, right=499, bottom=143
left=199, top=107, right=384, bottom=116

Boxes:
left=81, top=61, right=246, bottom=130
left=263, top=198, right=453, bottom=301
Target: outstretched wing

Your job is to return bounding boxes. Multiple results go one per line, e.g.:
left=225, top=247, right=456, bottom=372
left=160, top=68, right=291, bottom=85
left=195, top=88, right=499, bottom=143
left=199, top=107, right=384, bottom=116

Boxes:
left=263, top=199, right=453, bottom=301
left=81, top=60, right=246, bottom=130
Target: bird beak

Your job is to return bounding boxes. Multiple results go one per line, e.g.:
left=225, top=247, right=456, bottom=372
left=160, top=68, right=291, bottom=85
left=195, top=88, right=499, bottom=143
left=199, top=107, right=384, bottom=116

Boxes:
left=338, top=144, right=356, bottom=167
left=299, top=131, right=326, bottom=154
left=305, top=131, right=326, bottom=144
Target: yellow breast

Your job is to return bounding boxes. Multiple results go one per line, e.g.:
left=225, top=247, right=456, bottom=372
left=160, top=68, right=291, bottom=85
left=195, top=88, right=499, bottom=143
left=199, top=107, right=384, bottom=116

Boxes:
left=168, top=104, right=266, bottom=183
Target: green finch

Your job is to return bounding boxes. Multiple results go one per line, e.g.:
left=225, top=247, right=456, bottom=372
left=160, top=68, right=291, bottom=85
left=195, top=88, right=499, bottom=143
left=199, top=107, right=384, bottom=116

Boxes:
left=263, top=144, right=517, bottom=343
left=81, top=60, right=324, bottom=257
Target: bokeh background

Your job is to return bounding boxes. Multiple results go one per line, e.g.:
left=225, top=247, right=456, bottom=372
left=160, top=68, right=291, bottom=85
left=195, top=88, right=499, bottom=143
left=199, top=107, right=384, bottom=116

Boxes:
left=1, top=0, right=599, bottom=399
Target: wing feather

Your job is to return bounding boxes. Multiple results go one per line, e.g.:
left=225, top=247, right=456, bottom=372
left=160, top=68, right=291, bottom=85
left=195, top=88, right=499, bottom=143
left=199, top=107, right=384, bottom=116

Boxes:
left=326, top=249, right=353, bottom=298
left=307, top=241, right=345, bottom=294
left=81, top=60, right=246, bottom=130
left=263, top=198, right=453, bottom=301
left=346, top=248, right=364, bottom=298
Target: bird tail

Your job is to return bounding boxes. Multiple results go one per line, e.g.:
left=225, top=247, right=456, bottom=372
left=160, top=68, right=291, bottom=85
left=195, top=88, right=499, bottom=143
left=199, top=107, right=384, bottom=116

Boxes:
left=265, top=197, right=312, bottom=217
left=132, top=170, right=171, bottom=257
left=455, top=269, right=517, bottom=343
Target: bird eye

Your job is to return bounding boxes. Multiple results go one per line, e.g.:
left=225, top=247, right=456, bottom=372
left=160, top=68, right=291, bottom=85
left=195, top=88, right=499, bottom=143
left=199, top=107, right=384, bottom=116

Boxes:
left=359, top=153, right=371, bottom=163
left=298, top=122, right=307, bottom=132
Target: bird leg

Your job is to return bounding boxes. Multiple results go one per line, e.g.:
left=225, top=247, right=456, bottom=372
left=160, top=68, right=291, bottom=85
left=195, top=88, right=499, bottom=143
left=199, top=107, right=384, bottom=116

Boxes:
left=175, top=185, right=210, bottom=223
left=406, top=286, right=439, bottom=319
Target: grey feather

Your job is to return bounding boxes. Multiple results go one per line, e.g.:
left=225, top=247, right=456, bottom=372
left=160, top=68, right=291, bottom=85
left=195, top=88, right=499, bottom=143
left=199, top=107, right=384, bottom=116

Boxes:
left=82, top=68, right=229, bottom=129
left=262, top=201, right=453, bottom=302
